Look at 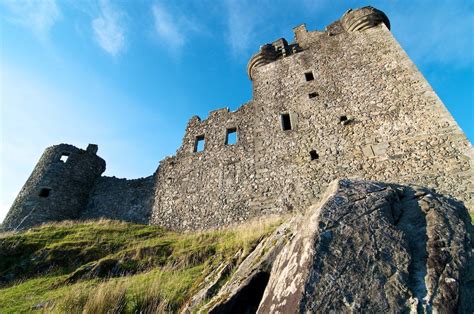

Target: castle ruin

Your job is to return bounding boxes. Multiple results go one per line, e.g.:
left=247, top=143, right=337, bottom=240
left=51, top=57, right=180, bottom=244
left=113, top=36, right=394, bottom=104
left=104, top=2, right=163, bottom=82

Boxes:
left=3, top=6, right=473, bottom=231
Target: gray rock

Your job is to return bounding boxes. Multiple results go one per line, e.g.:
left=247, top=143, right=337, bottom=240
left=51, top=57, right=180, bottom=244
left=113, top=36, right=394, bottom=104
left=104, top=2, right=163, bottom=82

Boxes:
left=186, top=219, right=296, bottom=313
left=202, top=179, right=472, bottom=313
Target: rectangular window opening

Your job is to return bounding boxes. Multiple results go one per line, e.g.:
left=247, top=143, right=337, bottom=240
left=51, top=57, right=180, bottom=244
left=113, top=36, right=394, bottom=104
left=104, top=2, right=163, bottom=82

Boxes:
left=225, top=128, right=237, bottom=145
left=304, top=71, right=314, bottom=81
left=194, top=135, right=205, bottom=152
left=39, top=188, right=51, bottom=198
left=59, top=153, right=70, bottom=163
left=281, top=113, right=292, bottom=131
left=308, top=92, right=319, bottom=99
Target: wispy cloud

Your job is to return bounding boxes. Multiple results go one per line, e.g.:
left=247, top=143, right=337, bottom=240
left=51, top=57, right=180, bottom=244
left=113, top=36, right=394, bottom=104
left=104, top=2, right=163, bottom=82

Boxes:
left=150, top=3, right=207, bottom=55
left=151, top=3, right=186, bottom=51
left=225, top=0, right=259, bottom=56
left=0, top=0, right=61, bottom=42
left=92, top=0, right=126, bottom=56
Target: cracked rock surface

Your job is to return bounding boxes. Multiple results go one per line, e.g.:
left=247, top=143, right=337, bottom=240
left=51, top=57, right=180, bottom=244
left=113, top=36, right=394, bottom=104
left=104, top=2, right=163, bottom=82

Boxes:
left=259, top=179, right=472, bottom=313
left=200, top=179, right=472, bottom=313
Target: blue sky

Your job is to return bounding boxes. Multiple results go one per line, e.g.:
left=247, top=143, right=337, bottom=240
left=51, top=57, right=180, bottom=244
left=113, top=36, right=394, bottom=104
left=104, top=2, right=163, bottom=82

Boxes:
left=1, top=0, right=473, bottom=222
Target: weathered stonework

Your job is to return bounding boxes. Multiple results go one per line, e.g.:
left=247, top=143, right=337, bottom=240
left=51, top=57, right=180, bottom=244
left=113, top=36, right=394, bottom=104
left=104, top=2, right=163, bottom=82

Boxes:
left=2, top=6, right=473, bottom=231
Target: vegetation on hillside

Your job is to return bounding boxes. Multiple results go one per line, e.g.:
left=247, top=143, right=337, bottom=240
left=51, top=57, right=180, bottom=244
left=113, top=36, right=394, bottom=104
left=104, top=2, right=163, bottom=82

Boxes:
left=0, top=218, right=281, bottom=313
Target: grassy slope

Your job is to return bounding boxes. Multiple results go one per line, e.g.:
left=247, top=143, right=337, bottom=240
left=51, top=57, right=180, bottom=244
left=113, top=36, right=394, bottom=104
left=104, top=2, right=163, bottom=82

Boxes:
left=0, top=219, right=281, bottom=313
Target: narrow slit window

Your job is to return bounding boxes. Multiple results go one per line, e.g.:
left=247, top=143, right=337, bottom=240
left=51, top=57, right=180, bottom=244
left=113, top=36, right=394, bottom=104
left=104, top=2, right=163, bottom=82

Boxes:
left=308, top=92, right=319, bottom=99
left=281, top=113, right=292, bottom=131
left=310, top=150, right=319, bottom=161
left=194, top=135, right=205, bottom=152
left=59, top=153, right=70, bottom=163
left=39, top=188, right=51, bottom=198
left=304, top=71, right=314, bottom=81
left=226, top=128, right=237, bottom=145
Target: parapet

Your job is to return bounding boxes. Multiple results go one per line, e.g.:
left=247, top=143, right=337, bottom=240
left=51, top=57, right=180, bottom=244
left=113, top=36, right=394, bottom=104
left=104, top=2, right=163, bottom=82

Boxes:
left=247, top=38, right=301, bottom=80
left=247, top=6, right=391, bottom=80
left=340, top=6, right=390, bottom=32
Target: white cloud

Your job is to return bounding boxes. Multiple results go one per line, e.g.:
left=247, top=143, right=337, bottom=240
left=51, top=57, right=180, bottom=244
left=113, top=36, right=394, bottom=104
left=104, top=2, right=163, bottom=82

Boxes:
left=92, top=0, right=126, bottom=56
left=151, top=3, right=186, bottom=50
left=225, top=0, right=259, bottom=56
left=1, top=0, right=61, bottom=42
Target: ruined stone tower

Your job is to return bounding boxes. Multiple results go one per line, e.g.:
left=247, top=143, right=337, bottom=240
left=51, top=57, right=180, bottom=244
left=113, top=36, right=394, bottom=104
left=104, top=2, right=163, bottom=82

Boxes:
left=2, top=6, right=473, bottom=231
left=2, top=144, right=105, bottom=230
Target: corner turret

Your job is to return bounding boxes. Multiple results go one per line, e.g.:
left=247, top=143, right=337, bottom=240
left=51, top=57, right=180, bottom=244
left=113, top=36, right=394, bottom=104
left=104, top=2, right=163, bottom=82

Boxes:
left=247, top=38, right=301, bottom=80
left=340, top=6, right=390, bottom=32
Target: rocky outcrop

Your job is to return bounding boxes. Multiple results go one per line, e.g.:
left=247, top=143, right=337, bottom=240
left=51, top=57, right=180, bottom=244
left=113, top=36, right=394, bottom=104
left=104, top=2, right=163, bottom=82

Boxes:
left=199, top=179, right=472, bottom=313
left=180, top=219, right=292, bottom=313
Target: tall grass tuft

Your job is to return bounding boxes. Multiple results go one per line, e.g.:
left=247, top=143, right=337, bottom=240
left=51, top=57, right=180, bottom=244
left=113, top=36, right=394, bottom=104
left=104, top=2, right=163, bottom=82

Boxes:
left=48, top=281, right=127, bottom=314
left=83, top=281, right=127, bottom=314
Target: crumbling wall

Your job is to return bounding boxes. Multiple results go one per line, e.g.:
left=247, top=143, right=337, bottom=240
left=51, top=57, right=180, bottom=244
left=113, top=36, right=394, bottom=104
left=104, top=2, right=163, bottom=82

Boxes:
left=3, top=6, right=472, bottom=231
left=150, top=6, right=473, bottom=230
left=81, top=175, right=155, bottom=224
left=151, top=104, right=262, bottom=229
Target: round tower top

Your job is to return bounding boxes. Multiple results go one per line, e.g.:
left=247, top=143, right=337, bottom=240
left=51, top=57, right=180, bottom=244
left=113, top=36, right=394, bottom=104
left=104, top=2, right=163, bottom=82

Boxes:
left=340, top=6, right=390, bottom=32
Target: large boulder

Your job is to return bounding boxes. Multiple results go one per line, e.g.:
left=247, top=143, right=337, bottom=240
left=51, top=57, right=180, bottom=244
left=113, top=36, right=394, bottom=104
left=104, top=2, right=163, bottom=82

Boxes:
left=201, top=179, right=473, bottom=313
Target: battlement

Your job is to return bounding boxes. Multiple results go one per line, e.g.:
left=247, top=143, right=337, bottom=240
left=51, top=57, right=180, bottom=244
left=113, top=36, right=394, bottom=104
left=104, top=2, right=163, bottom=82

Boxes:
left=2, top=6, right=473, bottom=231
left=247, top=6, right=390, bottom=80
left=247, top=38, right=301, bottom=80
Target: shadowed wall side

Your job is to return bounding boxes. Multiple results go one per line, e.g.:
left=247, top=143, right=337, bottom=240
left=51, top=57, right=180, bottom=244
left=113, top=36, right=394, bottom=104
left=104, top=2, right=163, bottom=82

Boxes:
left=81, top=175, right=156, bottom=224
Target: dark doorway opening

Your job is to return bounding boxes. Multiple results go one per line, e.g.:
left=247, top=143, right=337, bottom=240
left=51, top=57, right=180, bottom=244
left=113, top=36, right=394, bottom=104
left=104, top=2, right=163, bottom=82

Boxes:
left=210, top=271, right=270, bottom=314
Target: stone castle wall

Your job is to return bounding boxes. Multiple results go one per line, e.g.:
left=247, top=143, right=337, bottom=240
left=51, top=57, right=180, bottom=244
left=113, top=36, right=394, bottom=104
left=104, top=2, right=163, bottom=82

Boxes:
left=80, top=175, right=155, bottom=224
left=150, top=7, right=473, bottom=230
left=2, top=6, right=473, bottom=231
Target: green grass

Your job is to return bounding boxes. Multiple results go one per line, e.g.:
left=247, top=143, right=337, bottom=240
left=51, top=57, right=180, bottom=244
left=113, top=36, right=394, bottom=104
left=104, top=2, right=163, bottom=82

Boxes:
left=0, top=218, right=281, bottom=313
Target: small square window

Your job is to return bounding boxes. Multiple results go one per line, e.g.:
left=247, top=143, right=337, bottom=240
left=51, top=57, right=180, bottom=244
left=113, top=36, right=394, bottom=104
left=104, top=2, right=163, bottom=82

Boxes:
left=225, top=128, right=237, bottom=145
left=59, top=153, right=70, bottom=163
left=194, top=135, right=205, bottom=152
left=304, top=71, right=314, bottom=81
left=39, top=188, right=51, bottom=197
left=339, top=115, right=352, bottom=125
left=308, top=92, right=319, bottom=99
left=281, top=113, right=292, bottom=131
left=310, top=150, right=319, bottom=161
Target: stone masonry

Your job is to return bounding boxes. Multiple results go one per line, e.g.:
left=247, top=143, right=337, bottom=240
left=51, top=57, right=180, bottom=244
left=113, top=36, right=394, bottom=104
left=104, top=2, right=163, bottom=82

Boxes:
left=2, top=6, right=473, bottom=231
